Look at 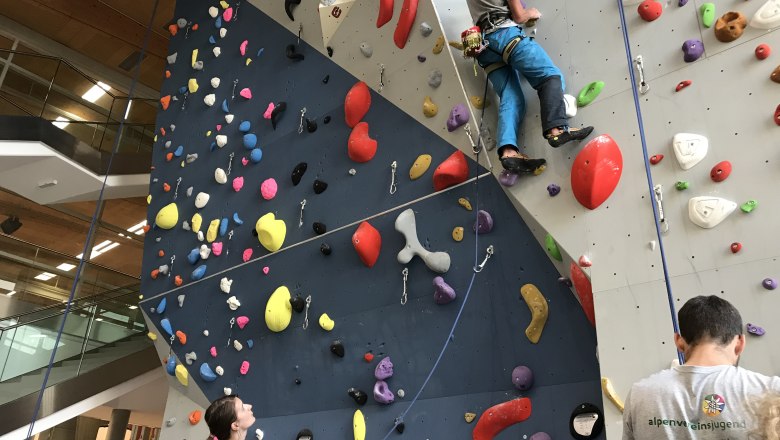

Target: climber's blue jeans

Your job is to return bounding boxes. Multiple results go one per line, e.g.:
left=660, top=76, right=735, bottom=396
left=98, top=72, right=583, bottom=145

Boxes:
left=476, top=25, right=568, bottom=157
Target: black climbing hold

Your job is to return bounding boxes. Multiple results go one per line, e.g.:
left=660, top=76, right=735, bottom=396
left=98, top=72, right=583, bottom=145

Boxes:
left=320, top=243, right=332, bottom=255
left=395, top=422, right=405, bottom=434
left=313, top=222, right=327, bottom=235
left=290, top=294, right=305, bottom=313
left=323, top=115, right=331, bottom=124
left=295, top=378, right=302, bottom=385
left=326, top=46, right=333, bottom=57
left=296, top=429, right=313, bottom=440
left=271, top=101, right=287, bottom=130
left=313, top=179, right=328, bottom=194
left=322, top=75, right=329, bottom=84
left=347, top=388, right=368, bottom=405
left=330, top=340, right=345, bottom=357
left=251, top=229, right=258, bottom=237
left=291, top=162, right=307, bottom=186
left=284, top=0, right=301, bottom=21
left=306, top=118, right=317, bottom=133
left=286, top=44, right=304, bottom=61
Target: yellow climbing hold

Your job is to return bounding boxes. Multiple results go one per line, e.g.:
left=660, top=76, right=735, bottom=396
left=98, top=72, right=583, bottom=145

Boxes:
left=188, top=78, right=199, bottom=93
left=265, top=286, right=293, bottom=332
left=147, top=332, right=158, bottom=341
left=464, top=412, right=476, bottom=423
left=255, top=212, right=287, bottom=252
left=353, top=409, right=366, bottom=440
left=520, top=284, right=548, bottom=344
left=245, top=58, right=252, bottom=66
left=191, top=49, right=199, bottom=68
left=452, top=226, right=464, bottom=242
left=155, top=203, right=179, bottom=229
left=219, top=0, right=229, bottom=8
left=206, top=130, right=212, bottom=137
left=470, top=95, right=489, bottom=109
left=409, top=154, right=432, bottom=180
left=533, top=165, right=546, bottom=176
left=191, top=213, right=203, bottom=233
left=448, top=40, right=464, bottom=50
left=180, top=160, right=186, bottom=168
left=432, top=35, right=445, bottom=54
left=154, top=134, right=158, bottom=142
left=175, top=364, right=189, bottom=386
left=147, top=195, right=152, bottom=204
left=319, top=313, right=335, bottom=331
left=423, top=96, right=438, bottom=117
left=458, top=197, right=472, bottom=211
left=601, top=377, right=625, bottom=413
left=206, top=219, right=220, bottom=243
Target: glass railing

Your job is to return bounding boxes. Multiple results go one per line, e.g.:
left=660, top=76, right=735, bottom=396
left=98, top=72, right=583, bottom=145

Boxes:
left=0, top=49, right=156, bottom=154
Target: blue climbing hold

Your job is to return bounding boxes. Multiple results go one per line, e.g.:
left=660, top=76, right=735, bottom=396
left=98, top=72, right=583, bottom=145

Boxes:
left=219, top=217, right=229, bottom=236
left=174, top=145, right=184, bottom=157
left=156, top=297, right=167, bottom=314
left=210, top=141, right=217, bottom=152
left=233, top=212, right=244, bottom=225
left=160, top=318, right=173, bottom=336
left=250, top=148, right=263, bottom=163
left=166, top=356, right=176, bottom=375
left=243, top=133, right=257, bottom=150
left=215, top=16, right=222, bottom=28
left=209, top=35, right=216, bottom=44
left=257, top=48, right=264, bottom=56
left=187, top=248, right=200, bottom=265
left=192, top=265, right=207, bottom=281
left=247, top=339, right=254, bottom=349
left=178, top=86, right=187, bottom=94
left=239, top=120, right=251, bottom=132
left=221, top=99, right=229, bottom=113
left=200, top=362, right=217, bottom=382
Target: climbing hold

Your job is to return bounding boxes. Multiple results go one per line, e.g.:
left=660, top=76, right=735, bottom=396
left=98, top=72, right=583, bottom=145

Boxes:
left=210, top=77, right=220, bottom=89
left=473, top=210, right=494, bottom=234
left=772, top=65, right=780, bottom=83
left=200, top=363, right=218, bottom=382
left=756, top=44, right=772, bottom=61
left=215, top=168, right=228, bottom=185
left=446, top=103, right=469, bottom=131
left=320, top=243, right=332, bottom=255
left=395, top=209, right=451, bottom=273
left=520, top=284, right=548, bottom=344
left=243, top=134, right=257, bottom=150
left=271, top=102, right=286, bottom=129
left=740, top=200, right=758, bottom=213
left=393, top=0, right=418, bottom=49
left=472, top=398, right=532, bottom=440
left=673, top=133, right=709, bottom=169
left=348, top=388, right=368, bottom=405
left=239, top=120, right=251, bottom=133
left=160, top=95, right=171, bottom=110
left=675, top=80, right=692, bottom=92
left=166, top=356, right=176, bottom=375
left=212, top=241, right=224, bottom=256
left=409, top=154, right=432, bottom=180
left=213, top=47, right=222, bottom=58
left=499, top=170, right=519, bottom=187
left=191, top=265, right=207, bottom=281
left=420, top=22, right=432, bottom=36
left=319, top=313, right=335, bottom=331
left=571, top=134, right=623, bottom=210
left=364, top=353, right=374, bottom=362
left=579, top=255, right=592, bottom=268
left=700, top=3, right=715, bottom=27
left=285, top=44, right=304, bottom=61
left=763, top=277, right=778, bottom=290
left=751, top=0, right=780, bottom=29
left=423, top=96, right=438, bottom=117
left=417, top=54, right=426, bottom=62
left=155, top=203, right=179, bottom=229
left=353, top=410, right=366, bottom=440
left=313, top=222, right=327, bottom=235
left=570, top=263, right=596, bottom=326
left=305, top=118, right=317, bottom=133
left=395, top=422, right=405, bottom=433
left=637, top=0, right=662, bottom=21
left=295, top=429, right=312, bottom=440
left=546, top=183, right=561, bottom=197
left=174, top=275, right=183, bottom=286
left=359, top=42, right=373, bottom=58
left=774, top=104, right=780, bottom=125
left=227, top=296, right=241, bottom=311
left=189, top=410, right=202, bottom=426
left=220, top=277, right=232, bottom=294
left=287, top=295, right=304, bottom=314
left=188, top=78, right=199, bottom=93
left=688, top=196, right=737, bottom=228
left=577, top=81, right=604, bottom=107
left=715, top=12, right=747, bottom=42
left=240, top=361, right=250, bottom=375
left=377, top=0, right=393, bottom=27
left=156, top=297, right=167, bottom=314
left=433, top=35, right=445, bottom=54
left=433, top=150, right=469, bottom=191
left=255, top=213, right=286, bottom=251
left=373, top=380, right=395, bottom=404
left=428, top=69, right=443, bottom=88
left=545, top=234, right=562, bottom=261
left=330, top=340, right=345, bottom=357
left=465, top=413, right=477, bottom=423
left=216, top=135, right=228, bottom=148
left=236, top=316, right=249, bottom=330
left=204, top=94, right=216, bottom=106
left=675, top=181, right=690, bottom=190
left=147, top=332, right=157, bottom=341
left=313, top=179, right=328, bottom=194
left=345, top=82, right=371, bottom=128
left=730, top=242, right=742, bottom=253
left=206, top=219, right=220, bottom=242
left=238, top=39, right=247, bottom=56
left=452, top=227, right=464, bottom=242
left=470, top=95, right=488, bottom=109
left=682, top=39, right=704, bottom=62
left=184, top=351, right=196, bottom=364
left=239, top=88, right=252, bottom=99
left=291, top=162, right=307, bottom=186
left=710, top=160, right=732, bottom=182
left=258, top=179, right=276, bottom=201
left=747, top=323, right=766, bottom=336
left=458, top=197, right=473, bottom=211
left=160, top=318, right=173, bottom=336
left=352, top=221, right=381, bottom=267
left=208, top=6, right=219, bottom=17
left=601, top=377, right=625, bottom=413
left=348, top=122, right=378, bottom=163
left=649, top=154, right=664, bottom=165
left=433, top=276, right=457, bottom=304
left=511, top=365, right=534, bottom=391
left=376, top=356, right=393, bottom=378
left=249, top=148, right=263, bottom=164
left=175, top=364, right=189, bottom=386
left=569, top=403, right=604, bottom=439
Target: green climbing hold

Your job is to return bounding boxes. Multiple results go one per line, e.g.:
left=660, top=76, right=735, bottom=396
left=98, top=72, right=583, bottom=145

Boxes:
left=675, top=181, right=690, bottom=191
left=700, top=3, right=715, bottom=28
left=577, top=81, right=604, bottom=107
left=740, top=200, right=758, bottom=213
left=545, top=234, right=562, bottom=261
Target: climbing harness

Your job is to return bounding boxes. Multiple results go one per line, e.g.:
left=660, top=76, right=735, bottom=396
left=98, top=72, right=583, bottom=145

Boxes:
left=634, top=55, right=650, bottom=94
left=400, top=267, right=409, bottom=305
left=389, top=161, right=398, bottom=195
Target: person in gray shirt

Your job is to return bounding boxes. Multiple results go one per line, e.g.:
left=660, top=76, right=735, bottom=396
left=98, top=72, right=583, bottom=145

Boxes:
left=623, top=295, right=780, bottom=439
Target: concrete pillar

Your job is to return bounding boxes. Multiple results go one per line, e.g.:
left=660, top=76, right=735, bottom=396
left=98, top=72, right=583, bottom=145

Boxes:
left=105, top=409, right=130, bottom=440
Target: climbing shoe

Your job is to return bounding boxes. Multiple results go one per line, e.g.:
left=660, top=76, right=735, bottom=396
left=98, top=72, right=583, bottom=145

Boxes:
left=501, top=156, right=547, bottom=174
left=547, top=126, right=594, bottom=148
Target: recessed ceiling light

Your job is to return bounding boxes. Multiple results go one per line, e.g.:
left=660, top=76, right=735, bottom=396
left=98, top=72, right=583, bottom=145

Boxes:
left=82, top=81, right=111, bottom=103
left=52, top=116, right=69, bottom=129
left=34, top=272, right=56, bottom=281
left=56, top=263, right=77, bottom=271
left=128, top=305, right=138, bottom=310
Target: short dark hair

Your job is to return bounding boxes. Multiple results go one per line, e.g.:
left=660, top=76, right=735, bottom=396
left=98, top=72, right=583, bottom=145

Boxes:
left=678, top=295, right=743, bottom=347
left=205, top=395, right=238, bottom=440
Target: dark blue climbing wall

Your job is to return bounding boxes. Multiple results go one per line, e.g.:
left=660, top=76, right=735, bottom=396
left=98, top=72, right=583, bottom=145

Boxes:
left=140, top=1, right=603, bottom=438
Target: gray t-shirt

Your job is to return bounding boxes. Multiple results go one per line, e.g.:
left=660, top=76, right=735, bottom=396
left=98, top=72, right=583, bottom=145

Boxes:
left=465, top=0, right=508, bottom=25
left=623, top=365, right=780, bottom=439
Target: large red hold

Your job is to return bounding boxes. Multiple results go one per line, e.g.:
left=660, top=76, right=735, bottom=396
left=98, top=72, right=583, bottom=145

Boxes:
left=393, top=0, right=418, bottom=49
left=637, top=0, right=662, bottom=21
left=570, top=262, right=595, bottom=327
left=433, top=150, right=469, bottom=191
left=472, top=398, right=532, bottom=440
left=377, top=0, right=393, bottom=28
left=347, top=122, right=377, bottom=162
left=344, top=81, right=371, bottom=128
left=570, top=134, right=623, bottom=210
left=352, top=221, right=381, bottom=267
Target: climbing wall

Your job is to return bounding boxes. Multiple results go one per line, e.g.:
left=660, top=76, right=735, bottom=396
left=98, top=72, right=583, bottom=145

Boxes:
left=138, top=0, right=604, bottom=439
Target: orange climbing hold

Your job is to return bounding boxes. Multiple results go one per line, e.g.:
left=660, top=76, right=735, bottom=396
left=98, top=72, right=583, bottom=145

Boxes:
left=151, top=269, right=160, bottom=279
left=168, top=24, right=178, bottom=36
left=188, top=410, right=201, bottom=425
left=174, top=275, right=183, bottom=286
left=433, top=150, right=469, bottom=191
left=163, top=182, right=171, bottom=192
left=472, top=398, right=532, bottom=440
left=344, top=81, right=371, bottom=128
left=166, top=153, right=174, bottom=162
left=160, top=95, right=171, bottom=110
left=393, top=0, right=419, bottom=49
left=175, top=330, right=187, bottom=345
left=570, top=262, right=595, bottom=327
left=348, top=122, right=378, bottom=162
left=377, top=0, right=393, bottom=28
left=165, top=70, right=171, bottom=78
left=570, top=134, right=623, bottom=210
left=143, top=225, right=151, bottom=233
left=352, top=221, right=382, bottom=267
left=158, top=250, right=165, bottom=257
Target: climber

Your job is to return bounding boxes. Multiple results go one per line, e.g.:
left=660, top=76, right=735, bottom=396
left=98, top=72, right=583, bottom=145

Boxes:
left=464, top=0, right=594, bottom=174
left=205, top=395, right=256, bottom=440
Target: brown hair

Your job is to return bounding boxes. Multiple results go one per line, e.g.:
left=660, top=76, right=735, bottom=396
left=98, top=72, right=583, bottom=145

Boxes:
left=205, top=395, right=238, bottom=440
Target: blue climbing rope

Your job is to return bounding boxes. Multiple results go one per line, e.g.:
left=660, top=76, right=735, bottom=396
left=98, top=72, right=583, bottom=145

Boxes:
left=616, top=0, right=684, bottom=365
left=24, top=1, right=160, bottom=437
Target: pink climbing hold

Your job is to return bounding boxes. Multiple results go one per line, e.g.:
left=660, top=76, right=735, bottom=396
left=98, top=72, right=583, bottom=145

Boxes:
left=240, top=360, right=250, bottom=375
left=212, top=242, right=223, bottom=256
left=755, top=43, right=771, bottom=60
left=261, top=178, right=278, bottom=200
left=239, top=88, right=252, bottom=99
left=579, top=255, right=592, bottom=267
left=240, top=40, right=248, bottom=56
left=242, top=157, right=249, bottom=166
left=264, top=102, right=275, bottom=119
left=210, top=346, right=217, bottom=357
left=223, top=7, right=233, bottom=22
left=216, top=124, right=222, bottom=131
left=237, top=316, right=249, bottom=329
left=243, top=248, right=253, bottom=262
left=570, top=134, right=623, bottom=210
left=570, top=262, right=596, bottom=327
left=262, top=266, right=270, bottom=275
left=232, top=176, right=244, bottom=192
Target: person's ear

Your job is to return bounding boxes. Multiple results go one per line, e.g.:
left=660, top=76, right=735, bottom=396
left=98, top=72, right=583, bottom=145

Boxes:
left=674, top=333, right=686, bottom=353
left=734, top=334, right=746, bottom=357
left=231, top=421, right=239, bottom=432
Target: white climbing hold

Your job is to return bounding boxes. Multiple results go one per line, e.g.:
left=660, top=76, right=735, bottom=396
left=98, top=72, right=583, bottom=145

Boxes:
left=227, top=296, right=241, bottom=310
left=672, top=133, right=708, bottom=170
left=223, top=387, right=232, bottom=395
left=165, top=417, right=176, bottom=427
left=216, top=135, right=228, bottom=148
left=215, top=168, right=228, bottom=184
left=197, top=231, right=205, bottom=242
left=195, top=192, right=210, bottom=208
left=256, top=429, right=264, bottom=440
left=213, top=47, right=221, bottom=58
left=220, top=28, right=227, bottom=38
left=649, top=240, right=656, bottom=251
left=204, top=94, right=216, bottom=106
left=186, top=186, right=193, bottom=197
left=428, top=69, right=442, bottom=88
left=420, top=22, right=433, bottom=37
left=208, top=6, right=219, bottom=17
left=167, top=52, right=177, bottom=64
left=750, top=0, right=780, bottom=29
left=220, top=277, right=232, bottom=293
left=564, top=94, right=577, bottom=117
left=225, top=114, right=234, bottom=124
left=185, top=351, right=197, bottom=365
left=182, top=221, right=191, bottom=231
left=178, top=294, right=185, bottom=307
left=688, top=196, right=737, bottom=229
left=211, top=77, right=221, bottom=88
left=578, top=255, right=592, bottom=267
left=233, top=339, right=244, bottom=351
left=216, top=365, right=224, bottom=376
left=397, top=389, right=405, bottom=398
left=359, top=42, right=373, bottom=57
left=203, top=329, right=210, bottom=336
left=199, top=244, right=211, bottom=260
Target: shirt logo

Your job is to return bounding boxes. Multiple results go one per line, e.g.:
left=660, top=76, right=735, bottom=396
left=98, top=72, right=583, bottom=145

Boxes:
left=702, top=394, right=726, bottom=417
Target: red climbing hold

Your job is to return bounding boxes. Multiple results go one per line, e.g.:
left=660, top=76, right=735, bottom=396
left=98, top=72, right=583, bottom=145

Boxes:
left=352, top=221, right=382, bottom=268
left=433, top=150, right=469, bottom=191
left=710, top=160, right=732, bottom=182
left=160, top=95, right=171, bottom=110
left=347, top=122, right=378, bottom=163
left=774, top=104, right=780, bottom=126
left=755, top=44, right=771, bottom=60
left=393, top=0, right=418, bottom=49
left=675, top=80, right=692, bottom=92
left=472, top=398, right=532, bottom=440
left=637, top=0, right=662, bottom=21
left=650, top=154, right=664, bottom=165
left=570, top=263, right=595, bottom=327
left=730, top=242, right=742, bottom=254
left=377, top=0, right=393, bottom=28
left=364, top=352, right=375, bottom=362
left=570, top=134, right=623, bottom=210
left=344, top=81, right=371, bottom=128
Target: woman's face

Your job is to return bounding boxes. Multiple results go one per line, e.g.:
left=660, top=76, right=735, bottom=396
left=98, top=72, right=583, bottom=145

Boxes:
left=233, top=398, right=256, bottom=432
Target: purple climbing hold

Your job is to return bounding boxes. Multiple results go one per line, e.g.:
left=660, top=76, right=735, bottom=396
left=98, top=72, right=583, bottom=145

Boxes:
left=417, top=54, right=426, bottom=62
left=473, top=210, right=494, bottom=234
left=433, top=276, right=456, bottom=304
left=373, top=380, right=395, bottom=404
left=762, top=277, right=777, bottom=290
left=446, top=103, right=470, bottom=132
left=547, top=184, right=561, bottom=197
left=512, top=365, right=534, bottom=391
left=529, top=433, right=552, bottom=440
left=374, top=356, right=394, bottom=380
left=682, top=39, right=704, bottom=63
left=747, top=323, right=765, bottom=336
left=498, top=170, right=519, bottom=187
left=678, top=0, right=688, bottom=5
